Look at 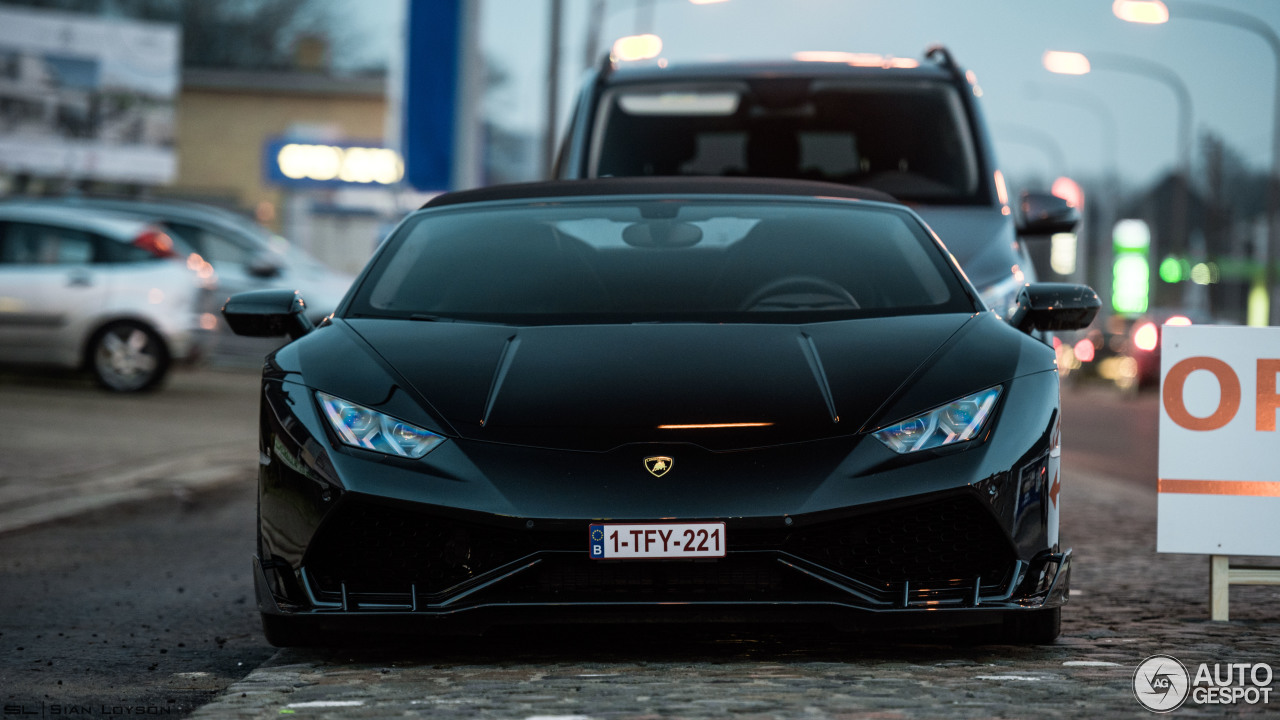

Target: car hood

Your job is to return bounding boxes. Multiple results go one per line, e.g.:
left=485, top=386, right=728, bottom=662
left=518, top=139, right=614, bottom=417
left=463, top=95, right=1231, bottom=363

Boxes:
left=323, top=312, right=1035, bottom=453
left=910, top=205, right=1023, bottom=291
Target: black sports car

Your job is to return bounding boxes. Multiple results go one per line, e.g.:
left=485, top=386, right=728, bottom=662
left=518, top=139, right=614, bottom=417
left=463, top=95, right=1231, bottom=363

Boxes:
left=222, top=177, right=1098, bottom=646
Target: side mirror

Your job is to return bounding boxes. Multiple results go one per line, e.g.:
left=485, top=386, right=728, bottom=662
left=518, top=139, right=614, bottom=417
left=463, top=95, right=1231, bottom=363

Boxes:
left=1009, top=283, right=1100, bottom=334
left=1018, top=191, right=1079, bottom=236
left=221, top=289, right=314, bottom=340
left=246, top=252, right=283, bottom=279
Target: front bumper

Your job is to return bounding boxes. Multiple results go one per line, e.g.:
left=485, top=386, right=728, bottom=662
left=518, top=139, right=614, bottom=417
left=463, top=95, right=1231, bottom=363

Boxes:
left=254, top=492, right=1071, bottom=635
left=255, top=549, right=1070, bottom=635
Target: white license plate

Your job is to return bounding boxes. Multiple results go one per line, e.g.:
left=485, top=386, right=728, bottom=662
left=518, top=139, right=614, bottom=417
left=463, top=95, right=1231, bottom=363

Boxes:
left=589, top=522, right=726, bottom=559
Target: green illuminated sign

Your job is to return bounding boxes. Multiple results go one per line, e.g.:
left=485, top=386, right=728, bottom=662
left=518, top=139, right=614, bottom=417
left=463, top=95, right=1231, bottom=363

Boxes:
left=1159, top=256, right=1186, bottom=284
left=1113, top=219, right=1151, bottom=251
left=1112, top=219, right=1151, bottom=315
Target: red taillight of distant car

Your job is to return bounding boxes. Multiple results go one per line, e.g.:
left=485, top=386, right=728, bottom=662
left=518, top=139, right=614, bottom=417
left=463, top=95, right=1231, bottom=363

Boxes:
left=1074, top=338, right=1096, bottom=363
left=1133, top=321, right=1159, bottom=352
left=133, top=229, right=177, bottom=259
left=1133, top=315, right=1193, bottom=353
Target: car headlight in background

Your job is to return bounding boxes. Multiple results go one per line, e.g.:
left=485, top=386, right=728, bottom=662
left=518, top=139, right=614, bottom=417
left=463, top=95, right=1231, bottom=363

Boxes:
left=872, top=386, right=1002, bottom=454
left=317, top=392, right=445, bottom=458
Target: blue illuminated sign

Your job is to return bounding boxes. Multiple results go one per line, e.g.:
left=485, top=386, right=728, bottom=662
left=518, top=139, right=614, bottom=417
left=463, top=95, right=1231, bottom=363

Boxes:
left=262, top=138, right=405, bottom=188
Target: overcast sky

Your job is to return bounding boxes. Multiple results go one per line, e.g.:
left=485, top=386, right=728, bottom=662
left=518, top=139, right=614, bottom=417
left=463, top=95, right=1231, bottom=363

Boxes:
left=353, top=0, right=1280, bottom=191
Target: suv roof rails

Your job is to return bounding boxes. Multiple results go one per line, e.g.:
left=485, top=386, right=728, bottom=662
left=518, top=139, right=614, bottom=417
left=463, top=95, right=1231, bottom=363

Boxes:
left=924, top=44, right=965, bottom=83
left=597, top=51, right=616, bottom=81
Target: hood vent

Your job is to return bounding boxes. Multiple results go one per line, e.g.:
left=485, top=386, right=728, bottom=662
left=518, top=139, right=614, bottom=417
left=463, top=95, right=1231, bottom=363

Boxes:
left=798, top=331, right=840, bottom=424
left=480, top=333, right=521, bottom=427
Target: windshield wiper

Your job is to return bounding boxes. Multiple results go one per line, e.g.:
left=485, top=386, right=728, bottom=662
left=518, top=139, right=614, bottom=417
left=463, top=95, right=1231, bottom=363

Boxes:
left=409, top=313, right=512, bottom=326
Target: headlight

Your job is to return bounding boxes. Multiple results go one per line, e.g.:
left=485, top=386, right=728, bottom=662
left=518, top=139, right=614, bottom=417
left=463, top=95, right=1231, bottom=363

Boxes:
left=317, top=392, right=445, bottom=458
left=872, top=387, right=1002, bottom=454
left=978, top=273, right=1026, bottom=322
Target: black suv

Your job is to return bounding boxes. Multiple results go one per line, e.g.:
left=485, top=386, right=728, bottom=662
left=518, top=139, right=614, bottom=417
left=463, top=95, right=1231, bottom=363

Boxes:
left=553, top=46, right=1076, bottom=320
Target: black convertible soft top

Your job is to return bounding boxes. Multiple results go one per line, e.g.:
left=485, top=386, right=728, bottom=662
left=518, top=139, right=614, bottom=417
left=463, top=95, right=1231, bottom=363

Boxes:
left=422, top=176, right=900, bottom=209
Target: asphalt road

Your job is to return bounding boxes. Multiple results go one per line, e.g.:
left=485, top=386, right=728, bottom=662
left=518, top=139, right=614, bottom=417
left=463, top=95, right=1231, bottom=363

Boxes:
left=0, top=482, right=274, bottom=716
left=1059, top=380, right=1160, bottom=487
left=0, top=365, right=270, bottom=716
left=0, top=366, right=1167, bottom=717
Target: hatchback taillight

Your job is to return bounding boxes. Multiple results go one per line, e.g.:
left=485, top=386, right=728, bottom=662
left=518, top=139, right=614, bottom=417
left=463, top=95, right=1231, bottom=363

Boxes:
left=134, top=228, right=177, bottom=259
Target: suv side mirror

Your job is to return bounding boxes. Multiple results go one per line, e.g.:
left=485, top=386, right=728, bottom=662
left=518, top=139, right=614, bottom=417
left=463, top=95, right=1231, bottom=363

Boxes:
left=222, top=289, right=314, bottom=340
left=1018, top=191, right=1079, bottom=236
left=1009, top=283, right=1100, bottom=334
left=246, top=252, right=283, bottom=279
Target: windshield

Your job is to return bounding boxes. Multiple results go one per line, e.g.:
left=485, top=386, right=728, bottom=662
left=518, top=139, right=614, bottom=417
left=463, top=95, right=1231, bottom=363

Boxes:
left=346, top=197, right=975, bottom=325
left=591, top=79, right=984, bottom=204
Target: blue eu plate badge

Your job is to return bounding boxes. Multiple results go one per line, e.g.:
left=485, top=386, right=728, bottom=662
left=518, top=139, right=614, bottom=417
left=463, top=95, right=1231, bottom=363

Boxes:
left=589, top=524, right=605, bottom=558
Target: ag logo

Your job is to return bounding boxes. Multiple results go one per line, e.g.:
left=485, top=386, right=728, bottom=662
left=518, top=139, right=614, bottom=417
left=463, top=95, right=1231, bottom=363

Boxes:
left=1134, top=654, right=1190, bottom=713
left=644, top=456, right=673, bottom=477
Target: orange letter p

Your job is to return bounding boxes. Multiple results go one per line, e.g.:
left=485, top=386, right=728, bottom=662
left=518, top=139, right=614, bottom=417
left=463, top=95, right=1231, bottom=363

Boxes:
left=1258, top=359, right=1280, bottom=431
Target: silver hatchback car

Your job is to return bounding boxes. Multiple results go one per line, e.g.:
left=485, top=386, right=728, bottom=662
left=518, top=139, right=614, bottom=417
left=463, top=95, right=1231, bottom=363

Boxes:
left=28, top=195, right=356, bottom=364
left=0, top=203, right=216, bottom=391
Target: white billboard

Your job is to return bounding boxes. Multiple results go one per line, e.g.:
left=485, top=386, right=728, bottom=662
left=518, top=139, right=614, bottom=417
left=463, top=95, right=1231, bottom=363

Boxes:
left=1158, top=325, right=1280, bottom=555
left=0, top=5, right=179, bottom=185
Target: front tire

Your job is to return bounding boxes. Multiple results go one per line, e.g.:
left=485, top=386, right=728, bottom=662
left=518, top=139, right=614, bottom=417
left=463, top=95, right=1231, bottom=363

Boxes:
left=88, top=321, right=170, bottom=392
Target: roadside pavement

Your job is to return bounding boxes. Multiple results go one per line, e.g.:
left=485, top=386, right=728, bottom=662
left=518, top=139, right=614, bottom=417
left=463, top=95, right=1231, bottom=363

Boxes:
left=0, top=365, right=260, bottom=535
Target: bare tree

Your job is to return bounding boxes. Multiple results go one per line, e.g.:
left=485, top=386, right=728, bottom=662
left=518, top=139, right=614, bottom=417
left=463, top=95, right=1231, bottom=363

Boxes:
left=177, top=0, right=336, bottom=70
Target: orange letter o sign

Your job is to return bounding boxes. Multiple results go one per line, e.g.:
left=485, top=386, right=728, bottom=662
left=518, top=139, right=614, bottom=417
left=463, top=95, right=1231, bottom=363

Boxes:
left=1163, top=357, right=1241, bottom=431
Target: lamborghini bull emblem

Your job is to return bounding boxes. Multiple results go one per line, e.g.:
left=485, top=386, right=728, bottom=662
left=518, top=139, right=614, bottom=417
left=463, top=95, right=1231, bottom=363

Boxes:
left=644, top=456, right=673, bottom=477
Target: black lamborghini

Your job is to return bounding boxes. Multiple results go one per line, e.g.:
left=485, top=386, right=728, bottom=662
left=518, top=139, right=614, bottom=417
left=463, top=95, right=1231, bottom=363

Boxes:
left=222, top=177, right=1098, bottom=646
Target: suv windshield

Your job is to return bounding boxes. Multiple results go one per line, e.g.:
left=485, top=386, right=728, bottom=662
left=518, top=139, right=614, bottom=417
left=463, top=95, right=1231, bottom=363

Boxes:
left=347, top=197, right=974, bottom=325
left=591, top=80, right=983, bottom=204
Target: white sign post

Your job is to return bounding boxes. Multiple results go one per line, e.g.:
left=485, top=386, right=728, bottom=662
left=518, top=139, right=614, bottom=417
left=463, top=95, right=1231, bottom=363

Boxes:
left=1158, top=325, right=1280, bottom=620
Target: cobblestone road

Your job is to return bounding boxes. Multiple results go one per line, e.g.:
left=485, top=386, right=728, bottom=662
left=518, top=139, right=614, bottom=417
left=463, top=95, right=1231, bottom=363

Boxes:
left=191, top=467, right=1280, bottom=719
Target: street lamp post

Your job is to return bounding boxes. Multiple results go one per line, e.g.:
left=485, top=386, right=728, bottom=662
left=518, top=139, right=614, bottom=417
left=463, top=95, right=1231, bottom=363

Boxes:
left=1088, top=52, right=1193, bottom=184
left=1045, top=49, right=1195, bottom=310
left=994, top=123, right=1072, bottom=176
left=583, top=0, right=605, bottom=71
left=1042, top=50, right=1192, bottom=178
left=544, top=0, right=563, bottom=176
left=1024, top=83, right=1120, bottom=181
left=1114, top=0, right=1280, bottom=325
left=1091, top=53, right=1194, bottom=310
left=995, top=123, right=1086, bottom=285
left=1024, top=83, right=1123, bottom=294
